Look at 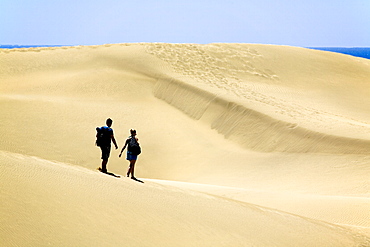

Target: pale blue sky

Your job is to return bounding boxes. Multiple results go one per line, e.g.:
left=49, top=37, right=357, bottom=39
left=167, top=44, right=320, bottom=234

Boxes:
left=1, top=0, right=369, bottom=47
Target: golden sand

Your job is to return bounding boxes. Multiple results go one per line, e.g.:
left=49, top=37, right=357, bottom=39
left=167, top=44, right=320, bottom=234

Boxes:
left=1, top=43, right=370, bottom=246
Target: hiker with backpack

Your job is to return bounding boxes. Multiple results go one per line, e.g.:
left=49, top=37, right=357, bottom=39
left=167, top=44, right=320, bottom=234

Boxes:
left=119, top=129, right=141, bottom=180
left=96, top=118, right=118, bottom=173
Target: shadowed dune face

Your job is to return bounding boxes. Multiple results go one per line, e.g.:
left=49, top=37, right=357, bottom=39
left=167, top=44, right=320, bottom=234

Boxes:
left=1, top=44, right=370, bottom=245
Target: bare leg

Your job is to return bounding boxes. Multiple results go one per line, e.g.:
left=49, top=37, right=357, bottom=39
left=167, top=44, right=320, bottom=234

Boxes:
left=127, top=160, right=137, bottom=178
left=130, top=160, right=136, bottom=178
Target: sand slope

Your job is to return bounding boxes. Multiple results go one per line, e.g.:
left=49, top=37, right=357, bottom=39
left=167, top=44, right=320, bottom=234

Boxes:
left=1, top=43, right=370, bottom=245
left=1, top=151, right=368, bottom=246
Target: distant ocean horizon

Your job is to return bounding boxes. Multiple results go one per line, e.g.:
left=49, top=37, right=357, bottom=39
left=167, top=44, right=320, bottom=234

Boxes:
left=308, top=47, right=370, bottom=60
left=1, top=44, right=369, bottom=60
left=0, top=45, right=67, bottom=49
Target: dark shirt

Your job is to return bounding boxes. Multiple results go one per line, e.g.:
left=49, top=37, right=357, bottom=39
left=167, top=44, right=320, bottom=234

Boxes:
left=99, top=126, right=113, bottom=147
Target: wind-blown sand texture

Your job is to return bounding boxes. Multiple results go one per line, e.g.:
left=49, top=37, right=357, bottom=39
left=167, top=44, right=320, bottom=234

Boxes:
left=1, top=43, right=370, bottom=246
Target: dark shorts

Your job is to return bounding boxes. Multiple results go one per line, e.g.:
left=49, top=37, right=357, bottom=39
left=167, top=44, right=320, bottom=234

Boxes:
left=126, top=152, right=138, bottom=161
left=100, top=145, right=111, bottom=160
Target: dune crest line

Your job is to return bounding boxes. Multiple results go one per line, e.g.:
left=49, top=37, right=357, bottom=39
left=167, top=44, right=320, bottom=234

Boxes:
left=154, top=75, right=370, bottom=154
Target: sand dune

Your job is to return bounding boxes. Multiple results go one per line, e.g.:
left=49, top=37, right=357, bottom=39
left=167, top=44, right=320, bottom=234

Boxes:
left=1, top=43, right=370, bottom=246
left=1, top=151, right=368, bottom=246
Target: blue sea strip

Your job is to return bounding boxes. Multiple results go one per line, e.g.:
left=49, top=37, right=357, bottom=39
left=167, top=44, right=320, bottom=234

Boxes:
left=309, top=47, right=370, bottom=60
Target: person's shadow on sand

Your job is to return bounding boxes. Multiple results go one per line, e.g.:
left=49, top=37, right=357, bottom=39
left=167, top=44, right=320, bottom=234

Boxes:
left=131, top=177, right=144, bottom=183
left=98, top=167, right=121, bottom=178
left=98, top=167, right=144, bottom=183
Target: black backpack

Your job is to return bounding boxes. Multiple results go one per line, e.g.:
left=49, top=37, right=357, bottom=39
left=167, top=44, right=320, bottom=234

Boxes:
left=128, top=136, right=141, bottom=155
left=96, top=127, right=109, bottom=147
